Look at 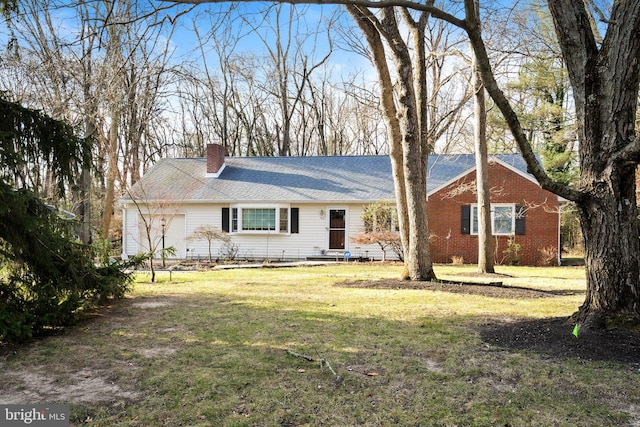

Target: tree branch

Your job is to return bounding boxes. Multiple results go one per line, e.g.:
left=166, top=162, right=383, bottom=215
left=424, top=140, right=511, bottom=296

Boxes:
left=286, top=349, right=343, bottom=382
left=172, top=0, right=589, bottom=204
left=463, top=0, right=585, bottom=203
left=609, top=135, right=640, bottom=168
left=172, top=0, right=467, bottom=29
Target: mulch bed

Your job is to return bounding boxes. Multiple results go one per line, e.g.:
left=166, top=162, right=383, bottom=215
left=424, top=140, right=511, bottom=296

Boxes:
left=338, top=277, right=554, bottom=299
left=478, top=317, right=640, bottom=366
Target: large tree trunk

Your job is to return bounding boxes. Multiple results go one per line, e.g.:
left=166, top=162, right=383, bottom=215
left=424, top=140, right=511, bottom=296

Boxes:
left=575, top=173, right=640, bottom=326
left=473, top=91, right=493, bottom=273
left=404, top=6, right=436, bottom=281
left=551, top=0, right=640, bottom=325
left=464, top=0, right=640, bottom=326
left=380, top=7, right=435, bottom=280
left=402, top=142, right=434, bottom=280
left=346, top=5, right=436, bottom=281
left=345, top=5, right=410, bottom=267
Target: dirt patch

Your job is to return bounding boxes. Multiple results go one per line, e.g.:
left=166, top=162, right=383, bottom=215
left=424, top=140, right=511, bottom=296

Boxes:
left=338, top=278, right=555, bottom=299
left=0, top=368, right=137, bottom=404
left=0, top=298, right=169, bottom=406
left=131, top=300, right=173, bottom=309
left=138, top=347, right=178, bottom=358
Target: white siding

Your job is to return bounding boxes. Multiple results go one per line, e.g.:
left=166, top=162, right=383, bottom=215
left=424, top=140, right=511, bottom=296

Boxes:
left=121, top=202, right=398, bottom=261
left=122, top=206, right=139, bottom=258
left=183, top=205, right=221, bottom=259
left=136, top=214, right=186, bottom=259
left=164, top=215, right=186, bottom=258
left=227, top=204, right=326, bottom=260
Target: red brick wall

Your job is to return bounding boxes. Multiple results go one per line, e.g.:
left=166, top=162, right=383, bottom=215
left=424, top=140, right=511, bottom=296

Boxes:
left=207, top=144, right=226, bottom=175
left=426, top=161, right=560, bottom=266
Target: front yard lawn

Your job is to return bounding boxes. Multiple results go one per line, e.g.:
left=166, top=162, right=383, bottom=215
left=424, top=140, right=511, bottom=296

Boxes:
left=1, top=264, right=638, bottom=426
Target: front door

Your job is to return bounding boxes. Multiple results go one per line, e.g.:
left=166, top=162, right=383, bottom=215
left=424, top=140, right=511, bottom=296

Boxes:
left=328, top=209, right=346, bottom=250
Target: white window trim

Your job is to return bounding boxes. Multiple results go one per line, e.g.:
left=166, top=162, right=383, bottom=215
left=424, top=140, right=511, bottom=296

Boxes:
left=470, top=204, right=516, bottom=236
left=230, top=204, right=291, bottom=234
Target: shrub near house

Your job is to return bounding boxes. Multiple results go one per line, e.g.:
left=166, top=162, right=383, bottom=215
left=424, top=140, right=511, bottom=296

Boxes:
left=351, top=201, right=404, bottom=261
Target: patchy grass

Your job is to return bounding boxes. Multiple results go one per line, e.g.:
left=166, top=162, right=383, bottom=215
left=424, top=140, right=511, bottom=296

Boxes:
left=1, top=264, right=639, bottom=426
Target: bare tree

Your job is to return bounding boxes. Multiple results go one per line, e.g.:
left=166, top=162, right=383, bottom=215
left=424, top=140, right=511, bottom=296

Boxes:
left=458, top=0, right=640, bottom=326
left=101, top=3, right=124, bottom=239
left=187, top=7, right=250, bottom=155
left=99, top=1, right=179, bottom=239
left=345, top=5, right=471, bottom=280
left=244, top=4, right=335, bottom=156
left=125, top=184, right=184, bottom=282
left=174, top=4, right=371, bottom=158
left=471, top=0, right=494, bottom=273
left=2, top=0, right=105, bottom=243
left=4, top=0, right=180, bottom=243
left=352, top=201, right=403, bottom=261
left=342, top=78, right=388, bottom=154
left=188, top=225, right=230, bottom=262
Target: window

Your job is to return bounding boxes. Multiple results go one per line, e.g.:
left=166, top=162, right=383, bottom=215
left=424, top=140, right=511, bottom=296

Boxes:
left=225, top=206, right=292, bottom=233
left=279, top=208, right=289, bottom=233
left=467, top=204, right=524, bottom=235
left=242, top=208, right=276, bottom=231
left=231, top=208, right=238, bottom=232
left=493, top=206, right=514, bottom=234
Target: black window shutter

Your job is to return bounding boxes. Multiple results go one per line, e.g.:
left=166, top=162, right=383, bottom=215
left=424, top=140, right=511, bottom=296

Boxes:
left=461, top=205, right=471, bottom=235
left=291, top=208, right=299, bottom=234
left=515, top=205, right=525, bottom=235
left=222, top=207, right=230, bottom=232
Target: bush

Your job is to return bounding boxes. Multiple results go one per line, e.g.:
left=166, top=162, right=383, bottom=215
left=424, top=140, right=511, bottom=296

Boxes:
left=451, top=255, right=464, bottom=265
left=538, top=246, right=559, bottom=266
left=501, top=235, right=522, bottom=265
left=0, top=96, right=141, bottom=342
left=0, top=184, right=142, bottom=343
left=354, top=201, right=404, bottom=261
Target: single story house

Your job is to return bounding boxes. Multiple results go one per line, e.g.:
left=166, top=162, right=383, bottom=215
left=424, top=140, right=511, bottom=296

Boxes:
left=120, top=144, right=561, bottom=265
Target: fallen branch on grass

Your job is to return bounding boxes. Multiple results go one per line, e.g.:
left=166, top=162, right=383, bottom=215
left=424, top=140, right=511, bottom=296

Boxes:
left=286, top=349, right=343, bottom=383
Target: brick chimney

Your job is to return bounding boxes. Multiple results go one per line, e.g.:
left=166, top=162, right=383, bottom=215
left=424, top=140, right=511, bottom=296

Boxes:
left=206, top=143, right=226, bottom=177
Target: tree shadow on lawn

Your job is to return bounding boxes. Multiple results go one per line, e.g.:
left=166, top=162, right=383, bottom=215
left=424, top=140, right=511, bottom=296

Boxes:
left=338, top=278, right=639, bottom=366
left=338, top=278, right=583, bottom=298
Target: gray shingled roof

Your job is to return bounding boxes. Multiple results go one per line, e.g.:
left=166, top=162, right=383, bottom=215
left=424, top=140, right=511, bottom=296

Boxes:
left=121, top=153, right=532, bottom=204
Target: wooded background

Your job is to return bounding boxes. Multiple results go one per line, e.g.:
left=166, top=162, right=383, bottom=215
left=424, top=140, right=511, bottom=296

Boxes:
left=0, top=0, right=577, bottom=246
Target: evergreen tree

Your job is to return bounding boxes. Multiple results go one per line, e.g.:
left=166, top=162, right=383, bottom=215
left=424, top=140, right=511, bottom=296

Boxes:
left=509, top=57, right=576, bottom=185
left=0, top=96, right=140, bottom=343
